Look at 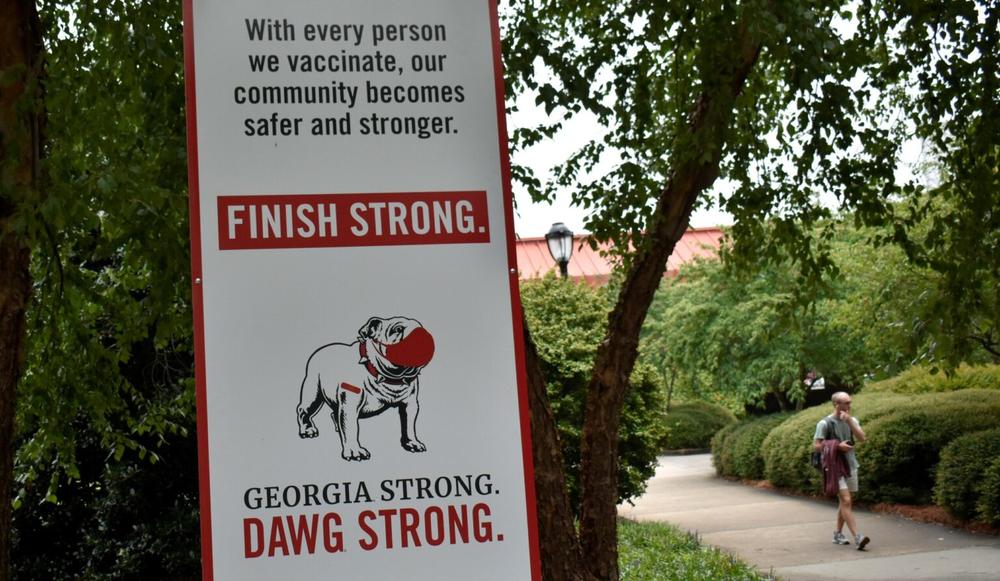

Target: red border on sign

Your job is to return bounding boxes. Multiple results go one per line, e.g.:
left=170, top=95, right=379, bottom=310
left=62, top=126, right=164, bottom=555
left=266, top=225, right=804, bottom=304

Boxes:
left=489, top=2, right=543, bottom=580
left=181, top=1, right=214, bottom=579
left=184, top=2, right=541, bottom=579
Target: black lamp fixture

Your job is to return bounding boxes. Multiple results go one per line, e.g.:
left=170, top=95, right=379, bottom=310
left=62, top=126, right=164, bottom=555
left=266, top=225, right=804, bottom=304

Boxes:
left=545, top=222, right=574, bottom=278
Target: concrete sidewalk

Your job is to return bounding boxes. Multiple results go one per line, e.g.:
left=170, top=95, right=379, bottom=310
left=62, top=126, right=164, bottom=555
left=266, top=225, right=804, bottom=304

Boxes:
left=618, top=454, right=1000, bottom=580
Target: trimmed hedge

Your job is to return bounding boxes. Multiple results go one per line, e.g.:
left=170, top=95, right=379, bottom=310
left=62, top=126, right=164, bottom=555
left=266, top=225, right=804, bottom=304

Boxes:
left=711, top=422, right=741, bottom=476
left=712, top=413, right=791, bottom=480
left=761, top=390, right=1000, bottom=503
left=662, top=401, right=736, bottom=450
left=977, top=458, right=1000, bottom=526
left=865, top=364, right=1000, bottom=394
left=729, top=413, right=793, bottom=480
left=858, top=394, right=1000, bottom=504
left=934, top=428, right=1000, bottom=521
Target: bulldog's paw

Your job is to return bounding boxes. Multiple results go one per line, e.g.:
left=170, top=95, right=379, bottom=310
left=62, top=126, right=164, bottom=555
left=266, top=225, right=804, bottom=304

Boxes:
left=298, top=424, right=319, bottom=438
left=342, top=445, right=371, bottom=461
left=401, top=438, right=427, bottom=453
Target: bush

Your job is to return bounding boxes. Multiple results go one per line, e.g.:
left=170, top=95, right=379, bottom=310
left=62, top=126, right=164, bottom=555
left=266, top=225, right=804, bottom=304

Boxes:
left=976, top=458, right=1000, bottom=526
left=711, top=422, right=741, bottom=476
left=761, top=404, right=830, bottom=493
left=934, top=428, right=1000, bottom=520
left=866, top=364, right=1000, bottom=394
left=520, top=275, right=668, bottom=509
left=662, top=401, right=736, bottom=450
left=857, top=391, right=1000, bottom=504
left=727, top=413, right=793, bottom=480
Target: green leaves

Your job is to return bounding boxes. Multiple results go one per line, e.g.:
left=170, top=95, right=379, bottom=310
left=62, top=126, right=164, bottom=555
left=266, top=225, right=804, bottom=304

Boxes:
left=16, top=0, right=192, bottom=504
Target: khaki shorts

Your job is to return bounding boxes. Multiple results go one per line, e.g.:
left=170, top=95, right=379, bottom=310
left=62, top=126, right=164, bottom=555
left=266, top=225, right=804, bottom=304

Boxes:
left=837, top=471, right=859, bottom=493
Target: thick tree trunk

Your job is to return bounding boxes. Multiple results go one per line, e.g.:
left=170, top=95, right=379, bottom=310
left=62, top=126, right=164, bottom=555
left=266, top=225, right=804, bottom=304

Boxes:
left=523, top=324, right=596, bottom=581
left=576, top=24, right=764, bottom=580
left=0, top=1, right=43, bottom=579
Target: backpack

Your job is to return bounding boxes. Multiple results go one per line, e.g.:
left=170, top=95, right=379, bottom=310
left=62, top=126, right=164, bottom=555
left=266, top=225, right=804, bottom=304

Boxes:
left=810, top=417, right=835, bottom=471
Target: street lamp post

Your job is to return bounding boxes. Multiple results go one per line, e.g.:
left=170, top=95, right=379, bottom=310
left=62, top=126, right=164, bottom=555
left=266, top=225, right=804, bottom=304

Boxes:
left=545, top=222, right=574, bottom=279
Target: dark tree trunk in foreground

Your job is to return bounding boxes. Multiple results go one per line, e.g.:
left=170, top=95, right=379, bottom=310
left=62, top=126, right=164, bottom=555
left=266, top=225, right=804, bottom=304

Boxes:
left=523, top=326, right=595, bottom=580
left=0, top=1, right=43, bottom=579
left=523, top=21, right=764, bottom=580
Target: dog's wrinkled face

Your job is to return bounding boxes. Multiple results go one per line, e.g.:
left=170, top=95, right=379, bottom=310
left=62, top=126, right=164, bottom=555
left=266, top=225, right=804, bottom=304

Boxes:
left=359, top=316, right=435, bottom=380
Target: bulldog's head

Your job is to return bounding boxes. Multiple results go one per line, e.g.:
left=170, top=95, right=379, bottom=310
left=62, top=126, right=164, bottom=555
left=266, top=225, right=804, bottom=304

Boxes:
left=359, top=316, right=435, bottom=381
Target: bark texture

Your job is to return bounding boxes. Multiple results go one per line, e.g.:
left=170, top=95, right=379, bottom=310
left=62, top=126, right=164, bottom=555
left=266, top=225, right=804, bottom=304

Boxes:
left=523, top=324, right=597, bottom=581
left=0, top=1, right=43, bottom=579
left=575, top=24, right=764, bottom=580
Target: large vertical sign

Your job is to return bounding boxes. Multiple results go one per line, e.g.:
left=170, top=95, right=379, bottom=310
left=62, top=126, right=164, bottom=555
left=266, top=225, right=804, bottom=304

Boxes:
left=183, top=1, right=540, bottom=579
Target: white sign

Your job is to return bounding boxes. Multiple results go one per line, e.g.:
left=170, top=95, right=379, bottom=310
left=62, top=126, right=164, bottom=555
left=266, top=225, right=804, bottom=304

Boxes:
left=183, top=1, right=540, bottom=579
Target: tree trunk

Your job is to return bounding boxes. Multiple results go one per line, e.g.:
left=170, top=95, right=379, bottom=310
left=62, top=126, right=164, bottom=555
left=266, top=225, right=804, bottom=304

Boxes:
left=0, top=1, right=43, bottom=579
left=575, top=23, right=763, bottom=580
left=666, top=368, right=676, bottom=412
left=523, top=324, right=595, bottom=581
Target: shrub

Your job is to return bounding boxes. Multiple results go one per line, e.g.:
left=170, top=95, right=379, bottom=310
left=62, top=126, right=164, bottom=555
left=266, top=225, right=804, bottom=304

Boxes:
left=711, top=422, right=741, bottom=476
left=865, top=364, right=1000, bottom=394
left=728, top=413, right=793, bottom=480
left=976, top=458, right=1000, bottom=526
left=520, top=275, right=668, bottom=509
left=761, top=405, right=830, bottom=492
left=662, top=401, right=736, bottom=450
left=934, top=428, right=1000, bottom=520
left=857, top=391, right=1000, bottom=504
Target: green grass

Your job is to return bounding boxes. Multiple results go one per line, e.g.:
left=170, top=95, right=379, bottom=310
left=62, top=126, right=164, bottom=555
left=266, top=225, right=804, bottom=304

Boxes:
left=618, top=519, right=772, bottom=580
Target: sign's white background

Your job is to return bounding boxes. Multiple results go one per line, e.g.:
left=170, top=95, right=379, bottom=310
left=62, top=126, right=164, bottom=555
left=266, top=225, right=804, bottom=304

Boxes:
left=191, top=1, right=533, bottom=578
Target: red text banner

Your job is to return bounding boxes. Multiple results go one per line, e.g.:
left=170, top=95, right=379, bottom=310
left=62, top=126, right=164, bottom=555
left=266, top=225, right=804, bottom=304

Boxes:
left=218, top=191, right=490, bottom=250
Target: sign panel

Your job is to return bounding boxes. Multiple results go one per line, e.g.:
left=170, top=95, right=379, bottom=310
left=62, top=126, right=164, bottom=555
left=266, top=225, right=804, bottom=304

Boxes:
left=183, top=1, right=540, bottom=579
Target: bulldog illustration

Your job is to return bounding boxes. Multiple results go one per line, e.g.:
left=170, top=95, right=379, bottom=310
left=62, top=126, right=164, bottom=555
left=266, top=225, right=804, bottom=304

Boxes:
left=296, top=316, right=435, bottom=461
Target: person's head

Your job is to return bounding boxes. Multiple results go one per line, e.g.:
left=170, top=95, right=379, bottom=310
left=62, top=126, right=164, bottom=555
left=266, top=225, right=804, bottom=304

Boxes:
left=831, top=391, right=852, bottom=413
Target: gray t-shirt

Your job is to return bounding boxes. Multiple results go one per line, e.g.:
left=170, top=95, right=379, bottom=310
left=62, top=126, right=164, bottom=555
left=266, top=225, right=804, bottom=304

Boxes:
left=814, top=414, right=860, bottom=473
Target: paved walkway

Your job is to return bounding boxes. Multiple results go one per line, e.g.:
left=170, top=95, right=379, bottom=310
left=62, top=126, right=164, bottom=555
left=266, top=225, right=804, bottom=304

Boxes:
left=618, top=454, right=1000, bottom=580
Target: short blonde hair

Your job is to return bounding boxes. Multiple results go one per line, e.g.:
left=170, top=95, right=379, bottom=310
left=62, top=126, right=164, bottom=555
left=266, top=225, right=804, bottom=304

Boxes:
left=831, top=391, right=850, bottom=404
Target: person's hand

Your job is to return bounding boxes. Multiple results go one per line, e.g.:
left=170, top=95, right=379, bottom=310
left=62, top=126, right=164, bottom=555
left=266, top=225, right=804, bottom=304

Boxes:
left=837, top=410, right=851, bottom=422
left=838, top=441, right=853, bottom=453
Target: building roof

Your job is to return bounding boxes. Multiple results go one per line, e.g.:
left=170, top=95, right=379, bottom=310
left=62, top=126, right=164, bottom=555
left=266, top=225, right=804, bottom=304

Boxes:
left=515, top=227, right=724, bottom=285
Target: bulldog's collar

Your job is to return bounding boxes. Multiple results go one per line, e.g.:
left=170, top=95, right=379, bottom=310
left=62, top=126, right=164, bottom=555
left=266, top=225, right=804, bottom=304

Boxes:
left=359, top=341, right=408, bottom=385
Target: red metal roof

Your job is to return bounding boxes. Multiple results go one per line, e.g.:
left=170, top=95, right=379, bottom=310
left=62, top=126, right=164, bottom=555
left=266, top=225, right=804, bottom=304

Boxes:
left=515, top=227, right=723, bottom=285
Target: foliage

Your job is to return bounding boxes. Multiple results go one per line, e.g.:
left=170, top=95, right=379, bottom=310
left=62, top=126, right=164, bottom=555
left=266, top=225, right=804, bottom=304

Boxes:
left=858, top=392, right=1000, bottom=504
left=976, top=458, right=1000, bottom=527
left=865, top=364, right=1000, bottom=394
left=8, top=0, right=198, bottom=576
left=11, top=422, right=199, bottom=580
left=934, top=428, right=1000, bottom=522
left=710, top=422, right=740, bottom=477
left=661, top=401, right=735, bottom=451
left=617, top=519, right=769, bottom=581
left=16, top=0, right=193, bottom=502
left=644, top=240, right=875, bottom=410
left=520, top=275, right=667, bottom=508
left=713, top=413, right=792, bottom=480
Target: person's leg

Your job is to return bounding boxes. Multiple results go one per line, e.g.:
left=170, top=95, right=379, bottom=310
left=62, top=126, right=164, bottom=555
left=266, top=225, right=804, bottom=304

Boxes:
left=849, top=473, right=870, bottom=550
left=838, top=488, right=858, bottom=538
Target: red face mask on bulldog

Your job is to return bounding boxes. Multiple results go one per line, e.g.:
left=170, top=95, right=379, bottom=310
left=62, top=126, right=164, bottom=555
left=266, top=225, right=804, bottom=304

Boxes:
left=360, top=317, right=436, bottom=381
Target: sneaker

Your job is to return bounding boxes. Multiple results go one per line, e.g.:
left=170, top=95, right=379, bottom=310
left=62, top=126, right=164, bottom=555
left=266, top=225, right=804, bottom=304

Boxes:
left=832, top=531, right=850, bottom=545
left=855, top=533, right=870, bottom=551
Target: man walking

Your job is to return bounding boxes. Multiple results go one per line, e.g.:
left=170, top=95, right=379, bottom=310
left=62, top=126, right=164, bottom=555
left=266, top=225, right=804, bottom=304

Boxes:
left=814, top=391, right=870, bottom=550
